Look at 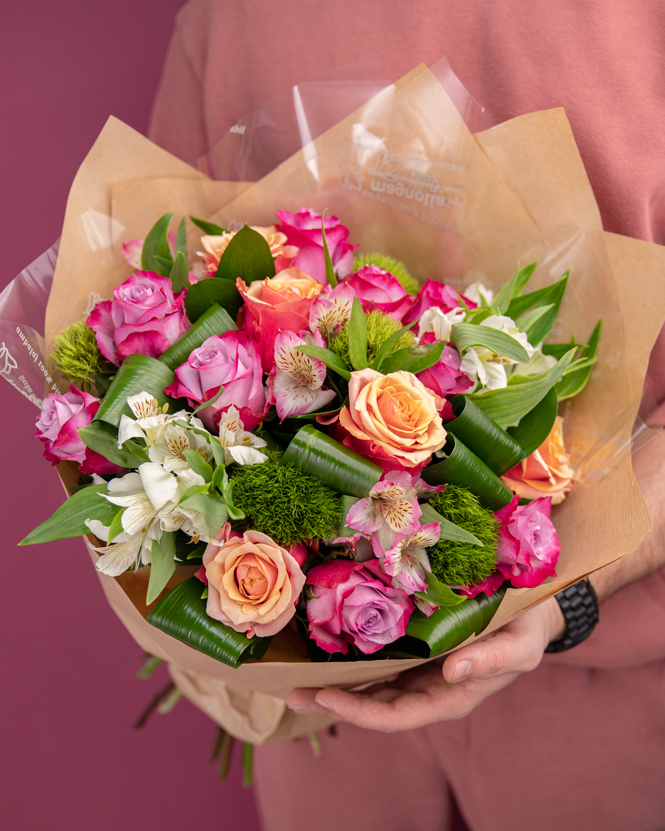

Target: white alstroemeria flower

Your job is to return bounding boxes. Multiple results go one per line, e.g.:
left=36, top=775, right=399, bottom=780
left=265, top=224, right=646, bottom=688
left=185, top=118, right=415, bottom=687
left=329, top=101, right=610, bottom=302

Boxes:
left=117, top=391, right=190, bottom=449
left=460, top=347, right=509, bottom=390
left=480, top=315, right=536, bottom=360
left=157, top=467, right=210, bottom=542
left=418, top=306, right=466, bottom=343
left=463, top=281, right=494, bottom=306
left=511, top=350, right=557, bottom=377
left=148, top=421, right=213, bottom=473
left=218, top=406, right=268, bottom=466
left=381, top=523, right=440, bottom=595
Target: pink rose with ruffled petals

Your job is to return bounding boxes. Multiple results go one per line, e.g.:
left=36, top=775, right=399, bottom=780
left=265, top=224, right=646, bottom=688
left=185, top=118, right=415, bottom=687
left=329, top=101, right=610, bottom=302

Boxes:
left=237, top=268, right=323, bottom=371
left=276, top=207, right=358, bottom=284
left=34, top=386, right=123, bottom=475
left=164, top=331, right=266, bottom=431
left=495, top=496, right=560, bottom=588
left=342, top=265, right=414, bottom=322
left=87, top=271, right=189, bottom=366
left=404, top=279, right=473, bottom=325
left=417, top=344, right=473, bottom=418
left=306, top=559, right=413, bottom=655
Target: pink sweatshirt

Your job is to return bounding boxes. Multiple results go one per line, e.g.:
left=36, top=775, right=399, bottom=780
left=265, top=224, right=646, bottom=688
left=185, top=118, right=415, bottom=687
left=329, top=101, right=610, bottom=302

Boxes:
left=150, top=3, right=665, bottom=828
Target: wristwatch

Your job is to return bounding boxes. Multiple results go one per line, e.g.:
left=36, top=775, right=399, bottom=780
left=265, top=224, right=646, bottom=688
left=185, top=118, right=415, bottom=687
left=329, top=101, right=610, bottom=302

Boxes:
left=544, top=579, right=599, bottom=653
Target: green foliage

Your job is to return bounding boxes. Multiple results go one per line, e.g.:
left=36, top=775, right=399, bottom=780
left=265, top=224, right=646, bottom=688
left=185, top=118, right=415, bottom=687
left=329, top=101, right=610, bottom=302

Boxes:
left=427, top=485, right=499, bottom=587
left=52, top=320, right=103, bottom=392
left=353, top=253, right=420, bottom=295
left=329, top=310, right=415, bottom=369
left=230, top=453, right=342, bottom=545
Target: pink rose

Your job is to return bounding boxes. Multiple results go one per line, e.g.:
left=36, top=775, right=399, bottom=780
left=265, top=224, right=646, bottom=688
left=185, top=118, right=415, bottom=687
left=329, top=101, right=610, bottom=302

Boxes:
left=276, top=207, right=358, bottom=284
left=237, top=268, right=324, bottom=372
left=164, top=331, right=266, bottom=431
left=342, top=265, right=414, bottom=322
left=203, top=523, right=306, bottom=638
left=306, top=559, right=413, bottom=655
left=416, top=344, right=473, bottom=419
left=34, top=386, right=123, bottom=475
left=87, top=271, right=189, bottom=366
left=404, top=279, right=474, bottom=325
left=495, top=496, right=560, bottom=589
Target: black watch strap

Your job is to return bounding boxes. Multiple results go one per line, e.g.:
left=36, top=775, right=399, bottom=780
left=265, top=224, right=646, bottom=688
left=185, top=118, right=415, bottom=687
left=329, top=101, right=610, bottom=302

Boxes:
left=545, top=579, right=599, bottom=653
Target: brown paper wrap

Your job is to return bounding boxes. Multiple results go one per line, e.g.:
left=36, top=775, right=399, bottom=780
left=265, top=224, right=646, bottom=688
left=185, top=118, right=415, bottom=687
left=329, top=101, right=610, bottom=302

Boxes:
left=47, top=66, right=665, bottom=743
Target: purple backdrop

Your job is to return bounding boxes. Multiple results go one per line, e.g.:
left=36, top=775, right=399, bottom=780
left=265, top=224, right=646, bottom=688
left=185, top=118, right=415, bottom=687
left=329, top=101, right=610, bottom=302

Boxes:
left=0, top=4, right=261, bottom=829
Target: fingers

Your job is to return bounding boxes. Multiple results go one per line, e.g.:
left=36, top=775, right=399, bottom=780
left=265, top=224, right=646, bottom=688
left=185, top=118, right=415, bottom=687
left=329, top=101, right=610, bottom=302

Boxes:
left=442, top=603, right=554, bottom=684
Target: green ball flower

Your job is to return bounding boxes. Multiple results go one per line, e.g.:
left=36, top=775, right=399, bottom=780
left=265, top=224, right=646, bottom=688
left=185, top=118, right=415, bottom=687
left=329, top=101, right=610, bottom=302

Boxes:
left=328, top=310, right=415, bottom=369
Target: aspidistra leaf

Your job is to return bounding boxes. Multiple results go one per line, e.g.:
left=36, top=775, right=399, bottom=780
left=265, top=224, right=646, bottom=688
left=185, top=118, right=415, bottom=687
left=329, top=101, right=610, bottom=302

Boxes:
left=322, top=218, right=337, bottom=288
left=492, top=263, right=538, bottom=314
left=79, top=421, right=149, bottom=468
left=19, top=485, right=118, bottom=545
left=379, top=341, right=445, bottom=375
left=182, top=448, right=213, bottom=482
left=146, top=531, right=177, bottom=605
left=348, top=298, right=369, bottom=370
left=373, top=321, right=416, bottom=372
left=450, top=323, right=530, bottom=364
left=296, top=345, right=351, bottom=380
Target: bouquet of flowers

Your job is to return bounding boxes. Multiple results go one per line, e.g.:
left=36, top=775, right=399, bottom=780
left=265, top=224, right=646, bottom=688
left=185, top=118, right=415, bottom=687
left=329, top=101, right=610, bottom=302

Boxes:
left=7, top=64, right=665, bottom=745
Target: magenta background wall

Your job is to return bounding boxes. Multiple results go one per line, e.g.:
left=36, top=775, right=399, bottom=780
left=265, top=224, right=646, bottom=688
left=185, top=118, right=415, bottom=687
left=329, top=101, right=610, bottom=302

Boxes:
left=0, top=4, right=261, bottom=830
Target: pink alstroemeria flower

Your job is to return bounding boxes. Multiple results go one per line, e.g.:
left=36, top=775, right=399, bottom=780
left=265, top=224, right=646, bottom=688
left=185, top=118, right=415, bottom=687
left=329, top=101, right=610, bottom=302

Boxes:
left=381, top=522, right=440, bottom=595
left=308, top=283, right=356, bottom=340
left=346, top=471, right=422, bottom=553
left=267, top=330, right=337, bottom=420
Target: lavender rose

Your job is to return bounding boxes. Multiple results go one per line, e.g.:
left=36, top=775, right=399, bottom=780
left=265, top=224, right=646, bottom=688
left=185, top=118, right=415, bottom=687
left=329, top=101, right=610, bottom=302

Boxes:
left=165, top=331, right=266, bottom=431
left=34, top=386, right=123, bottom=474
left=87, top=271, right=189, bottom=366
left=306, top=559, right=413, bottom=655
left=276, top=207, right=357, bottom=284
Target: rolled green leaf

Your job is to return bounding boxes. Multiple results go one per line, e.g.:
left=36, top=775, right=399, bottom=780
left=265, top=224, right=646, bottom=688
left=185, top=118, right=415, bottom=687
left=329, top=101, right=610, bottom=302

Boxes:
left=379, top=341, right=445, bottom=375
left=468, top=348, right=575, bottom=428
left=348, top=298, right=369, bottom=370
left=93, top=354, right=175, bottom=427
left=190, top=216, right=227, bottom=236
left=184, top=278, right=242, bottom=323
left=492, top=262, right=537, bottom=314
left=337, top=494, right=362, bottom=538
left=555, top=320, right=602, bottom=400
left=19, top=484, right=118, bottom=545
left=282, top=425, right=382, bottom=498
left=507, top=387, right=558, bottom=456
left=296, top=345, right=351, bottom=380
left=146, top=531, right=177, bottom=605
left=450, top=323, right=530, bottom=365
left=421, top=435, right=513, bottom=510
left=419, top=502, right=483, bottom=546
left=142, top=213, right=174, bottom=276
left=160, top=304, right=238, bottom=370
left=169, top=251, right=189, bottom=293
left=406, top=586, right=506, bottom=656
left=215, top=224, right=275, bottom=282
left=445, top=395, right=525, bottom=475
left=79, top=421, right=149, bottom=469
left=147, top=577, right=272, bottom=668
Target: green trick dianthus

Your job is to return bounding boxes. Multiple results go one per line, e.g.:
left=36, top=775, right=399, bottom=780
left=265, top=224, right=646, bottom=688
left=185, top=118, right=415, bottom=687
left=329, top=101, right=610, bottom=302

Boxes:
left=353, top=252, right=421, bottom=296
left=329, top=310, right=416, bottom=369
left=427, top=485, right=499, bottom=587
left=51, top=320, right=103, bottom=392
left=230, top=453, right=341, bottom=546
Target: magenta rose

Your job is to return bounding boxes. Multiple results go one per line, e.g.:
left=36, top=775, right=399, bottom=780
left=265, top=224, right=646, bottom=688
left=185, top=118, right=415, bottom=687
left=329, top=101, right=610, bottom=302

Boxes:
left=276, top=207, right=358, bottom=284
left=342, top=265, right=415, bottom=322
left=87, top=270, right=189, bottom=366
left=404, top=279, right=474, bottom=325
left=306, top=559, right=413, bottom=655
left=495, top=495, right=560, bottom=589
left=164, top=331, right=266, bottom=431
left=417, top=344, right=473, bottom=418
left=34, top=386, right=123, bottom=475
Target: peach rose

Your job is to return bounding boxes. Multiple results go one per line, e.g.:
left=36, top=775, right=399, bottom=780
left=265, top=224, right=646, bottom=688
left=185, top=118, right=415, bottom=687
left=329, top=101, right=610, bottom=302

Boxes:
left=338, top=369, right=447, bottom=471
left=501, top=416, right=574, bottom=505
left=198, top=226, right=298, bottom=273
left=203, top=523, right=306, bottom=637
left=237, top=268, right=324, bottom=371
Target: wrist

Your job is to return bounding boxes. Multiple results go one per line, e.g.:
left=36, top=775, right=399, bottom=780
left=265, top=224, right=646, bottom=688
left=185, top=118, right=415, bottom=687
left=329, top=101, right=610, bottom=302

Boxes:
left=544, top=596, right=566, bottom=643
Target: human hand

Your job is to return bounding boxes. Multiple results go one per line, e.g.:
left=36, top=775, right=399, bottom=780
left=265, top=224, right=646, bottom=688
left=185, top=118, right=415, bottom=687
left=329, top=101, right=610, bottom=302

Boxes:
left=286, top=598, right=565, bottom=732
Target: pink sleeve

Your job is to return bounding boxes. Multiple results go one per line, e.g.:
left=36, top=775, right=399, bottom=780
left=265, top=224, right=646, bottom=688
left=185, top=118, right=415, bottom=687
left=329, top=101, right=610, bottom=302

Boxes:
left=544, top=566, right=665, bottom=669
left=148, top=13, right=208, bottom=164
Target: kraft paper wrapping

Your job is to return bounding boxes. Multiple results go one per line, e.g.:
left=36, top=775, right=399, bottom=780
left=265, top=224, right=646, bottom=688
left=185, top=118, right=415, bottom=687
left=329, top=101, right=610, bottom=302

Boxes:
left=47, top=65, right=665, bottom=743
